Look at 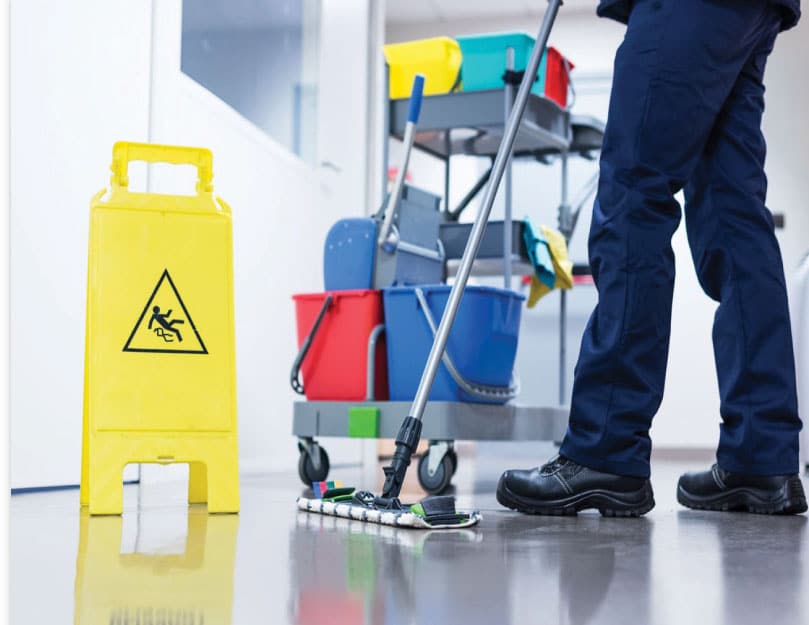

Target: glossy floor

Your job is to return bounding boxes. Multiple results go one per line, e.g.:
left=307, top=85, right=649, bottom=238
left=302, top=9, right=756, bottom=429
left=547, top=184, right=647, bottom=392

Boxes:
left=10, top=446, right=809, bottom=625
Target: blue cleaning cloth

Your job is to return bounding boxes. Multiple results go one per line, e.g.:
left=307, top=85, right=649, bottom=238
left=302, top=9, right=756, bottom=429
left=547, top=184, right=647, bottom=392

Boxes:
left=523, top=217, right=556, bottom=289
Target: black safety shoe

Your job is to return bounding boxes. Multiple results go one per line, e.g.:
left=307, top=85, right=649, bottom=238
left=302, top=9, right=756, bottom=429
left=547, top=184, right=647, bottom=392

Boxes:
left=497, top=456, right=655, bottom=517
left=677, top=465, right=807, bottom=515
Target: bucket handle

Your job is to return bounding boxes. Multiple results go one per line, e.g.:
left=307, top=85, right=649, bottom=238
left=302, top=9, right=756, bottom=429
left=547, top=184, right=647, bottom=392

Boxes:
left=290, top=295, right=334, bottom=395
left=365, top=324, right=386, bottom=400
left=413, top=288, right=520, bottom=401
left=110, top=141, right=214, bottom=194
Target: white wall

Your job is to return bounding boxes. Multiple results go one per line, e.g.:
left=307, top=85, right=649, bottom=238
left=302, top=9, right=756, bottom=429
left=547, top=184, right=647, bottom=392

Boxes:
left=11, top=0, right=377, bottom=488
left=148, top=0, right=375, bottom=478
left=387, top=8, right=809, bottom=449
left=10, top=0, right=153, bottom=489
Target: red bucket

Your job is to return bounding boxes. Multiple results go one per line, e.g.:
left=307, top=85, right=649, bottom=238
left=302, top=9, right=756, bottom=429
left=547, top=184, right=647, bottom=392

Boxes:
left=544, top=47, right=573, bottom=108
left=292, top=290, right=388, bottom=401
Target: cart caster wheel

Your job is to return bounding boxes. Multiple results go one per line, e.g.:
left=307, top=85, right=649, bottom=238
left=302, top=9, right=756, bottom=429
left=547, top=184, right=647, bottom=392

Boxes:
left=298, top=445, right=330, bottom=486
left=446, top=449, right=458, bottom=477
left=418, top=452, right=453, bottom=495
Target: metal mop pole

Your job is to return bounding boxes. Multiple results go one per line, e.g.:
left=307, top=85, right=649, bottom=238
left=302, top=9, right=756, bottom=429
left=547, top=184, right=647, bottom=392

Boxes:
left=381, top=0, right=565, bottom=499
left=559, top=151, right=569, bottom=405
left=503, top=46, right=515, bottom=290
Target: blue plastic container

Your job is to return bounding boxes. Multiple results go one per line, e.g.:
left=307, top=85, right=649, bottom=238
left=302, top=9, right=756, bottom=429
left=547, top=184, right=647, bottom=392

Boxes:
left=383, top=285, right=524, bottom=404
left=456, top=32, right=548, bottom=97
left=323, top=218, right=377, bottom=291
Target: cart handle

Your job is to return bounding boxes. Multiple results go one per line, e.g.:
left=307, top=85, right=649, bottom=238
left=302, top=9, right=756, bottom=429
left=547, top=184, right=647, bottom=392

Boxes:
left=407, top=74, right=425, bottom=124
left=377, top=74, right=425, bottom=248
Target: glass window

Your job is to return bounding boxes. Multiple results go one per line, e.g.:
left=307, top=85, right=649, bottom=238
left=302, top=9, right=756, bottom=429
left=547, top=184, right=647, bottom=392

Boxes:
left=181, top=0, right=320, bottom=162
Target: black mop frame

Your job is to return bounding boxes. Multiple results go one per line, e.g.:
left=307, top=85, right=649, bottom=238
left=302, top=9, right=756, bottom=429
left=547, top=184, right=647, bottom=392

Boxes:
left=380, top=0, right=565, bottom=501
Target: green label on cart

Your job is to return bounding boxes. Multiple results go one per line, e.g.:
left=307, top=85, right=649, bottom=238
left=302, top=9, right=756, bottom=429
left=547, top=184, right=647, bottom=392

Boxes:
left=348, top=407, right=380, bottom=438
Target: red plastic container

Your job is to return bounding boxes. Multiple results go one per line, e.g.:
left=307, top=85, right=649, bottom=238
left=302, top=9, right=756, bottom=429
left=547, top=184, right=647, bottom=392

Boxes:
left=293, top=290, right=388, bottom=401
left=544, top=47, right=573, bottom=108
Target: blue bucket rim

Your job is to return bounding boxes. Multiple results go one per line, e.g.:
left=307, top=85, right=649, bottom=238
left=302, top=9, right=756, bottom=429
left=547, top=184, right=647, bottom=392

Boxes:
left=383, top=284, right=526, bottom=301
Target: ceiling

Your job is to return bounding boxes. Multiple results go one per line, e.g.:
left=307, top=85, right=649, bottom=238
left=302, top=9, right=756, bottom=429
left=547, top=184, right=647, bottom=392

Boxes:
left=386, top=0, right=599, bottom=24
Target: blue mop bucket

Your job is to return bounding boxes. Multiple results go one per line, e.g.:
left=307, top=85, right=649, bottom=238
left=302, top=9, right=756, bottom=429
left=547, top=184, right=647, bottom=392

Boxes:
left=383, top=285, right=524, bottom=404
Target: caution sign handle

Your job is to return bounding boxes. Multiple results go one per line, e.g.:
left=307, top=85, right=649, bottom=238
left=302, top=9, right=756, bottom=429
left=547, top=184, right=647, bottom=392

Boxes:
left=110, top=141, right=214, bottom=195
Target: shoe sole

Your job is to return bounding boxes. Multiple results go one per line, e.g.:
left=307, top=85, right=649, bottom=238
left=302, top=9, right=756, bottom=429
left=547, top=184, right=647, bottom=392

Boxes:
left=496, top=479, right=655, bottom=517
left=677, top=475, right=807, bottom=515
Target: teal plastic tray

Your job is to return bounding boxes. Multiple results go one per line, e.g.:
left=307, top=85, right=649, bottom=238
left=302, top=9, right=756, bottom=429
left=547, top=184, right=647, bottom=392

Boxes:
left=457, top=32, right=548, bottom=96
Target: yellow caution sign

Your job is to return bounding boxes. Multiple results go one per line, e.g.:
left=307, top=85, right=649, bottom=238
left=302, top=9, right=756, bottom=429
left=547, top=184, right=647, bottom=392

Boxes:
left=81, top=142, right=239, bottom=515
left=74, top=510, right=239, bottom=625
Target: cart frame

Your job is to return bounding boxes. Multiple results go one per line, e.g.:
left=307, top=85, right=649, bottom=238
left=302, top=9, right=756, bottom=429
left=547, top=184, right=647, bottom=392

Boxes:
left=293, top=35, right=604, bottom=493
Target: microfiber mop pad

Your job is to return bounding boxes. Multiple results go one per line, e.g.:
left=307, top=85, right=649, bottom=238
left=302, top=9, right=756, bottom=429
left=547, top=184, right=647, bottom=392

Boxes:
left=297, top=488, right=481, bottom=530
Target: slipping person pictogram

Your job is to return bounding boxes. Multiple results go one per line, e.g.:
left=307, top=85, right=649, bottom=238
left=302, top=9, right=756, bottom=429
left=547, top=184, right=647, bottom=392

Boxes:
left=149, top=306, right=185, bottom=342
left=123, top=269, right=208, bottom=354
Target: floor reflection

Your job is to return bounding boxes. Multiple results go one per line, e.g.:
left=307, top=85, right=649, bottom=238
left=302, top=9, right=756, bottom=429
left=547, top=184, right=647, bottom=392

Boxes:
left=74, top=508, right=239, bottom=625
left=681, top=512, right=807, bottom=625
left=290, top=512, right=486, bottom=625
left=495, top=514, right=652, bottom=625
left=8, top=456, right=806, bottom=625
left=289, top=510, right=653, bottom=625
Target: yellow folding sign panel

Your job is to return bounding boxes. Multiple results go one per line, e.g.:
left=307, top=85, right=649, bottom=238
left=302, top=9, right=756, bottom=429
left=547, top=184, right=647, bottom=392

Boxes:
left=81, top=141, right=239, bottom=515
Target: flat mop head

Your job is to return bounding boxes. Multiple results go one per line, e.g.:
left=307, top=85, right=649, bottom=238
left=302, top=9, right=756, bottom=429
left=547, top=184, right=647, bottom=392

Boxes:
left=297, top=489, right=481, bottom=530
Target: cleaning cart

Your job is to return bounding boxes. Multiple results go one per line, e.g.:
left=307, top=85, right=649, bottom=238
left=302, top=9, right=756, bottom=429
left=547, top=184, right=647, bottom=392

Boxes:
left=292, top=4, right=604, bottom=495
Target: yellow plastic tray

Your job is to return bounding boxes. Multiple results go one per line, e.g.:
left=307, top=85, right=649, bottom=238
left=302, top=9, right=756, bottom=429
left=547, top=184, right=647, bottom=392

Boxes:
left=383, top=36, right=462, bottom=99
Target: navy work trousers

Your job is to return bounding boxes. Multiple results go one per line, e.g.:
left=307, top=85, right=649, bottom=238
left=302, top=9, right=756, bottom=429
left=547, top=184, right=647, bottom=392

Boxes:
left=559, top=0, right=802, bottom=478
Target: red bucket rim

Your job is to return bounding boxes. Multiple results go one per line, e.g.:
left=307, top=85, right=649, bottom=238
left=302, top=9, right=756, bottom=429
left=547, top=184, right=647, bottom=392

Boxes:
left=293, top=289, right=381, bottom=301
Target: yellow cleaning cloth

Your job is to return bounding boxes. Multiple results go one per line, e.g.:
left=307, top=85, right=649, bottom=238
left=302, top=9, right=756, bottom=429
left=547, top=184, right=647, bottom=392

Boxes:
left=528, top=225, right=574, bottom=308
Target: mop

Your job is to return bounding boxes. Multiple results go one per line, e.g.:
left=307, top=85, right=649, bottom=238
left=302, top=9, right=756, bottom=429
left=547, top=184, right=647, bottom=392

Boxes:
left=298, top=0, right=565, bottom=529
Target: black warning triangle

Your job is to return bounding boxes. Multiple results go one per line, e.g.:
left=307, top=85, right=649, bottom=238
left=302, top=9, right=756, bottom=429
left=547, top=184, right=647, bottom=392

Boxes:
left=123, top=269, right=208, bottom=354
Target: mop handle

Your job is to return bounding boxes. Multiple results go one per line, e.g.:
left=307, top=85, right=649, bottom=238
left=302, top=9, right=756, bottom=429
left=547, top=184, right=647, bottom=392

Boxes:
left=377, top=74, right=425, bottom=247
left=408, top=0, right=563, bottom=421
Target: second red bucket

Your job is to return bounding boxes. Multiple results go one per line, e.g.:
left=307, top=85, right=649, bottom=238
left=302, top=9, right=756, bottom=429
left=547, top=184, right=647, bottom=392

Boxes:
left=292, top=290, right=388, bottom=401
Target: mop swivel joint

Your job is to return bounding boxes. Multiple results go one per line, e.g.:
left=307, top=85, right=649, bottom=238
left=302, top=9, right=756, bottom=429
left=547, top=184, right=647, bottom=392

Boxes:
left=381, top=416, right=423, bottom=499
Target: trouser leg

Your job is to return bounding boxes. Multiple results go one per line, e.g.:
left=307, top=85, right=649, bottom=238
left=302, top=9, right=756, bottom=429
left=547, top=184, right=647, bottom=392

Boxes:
left=683, top=26, right=801, bottom=475
left=560, top=0, right=785, bottom=477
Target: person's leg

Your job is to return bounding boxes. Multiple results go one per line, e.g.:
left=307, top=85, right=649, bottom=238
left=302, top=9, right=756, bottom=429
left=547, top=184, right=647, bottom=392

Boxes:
left=682, top=22, right=802, bottom=476
left=498, top=0, right=790, bottom=516
left=558, top=0, right=784, bottom=479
